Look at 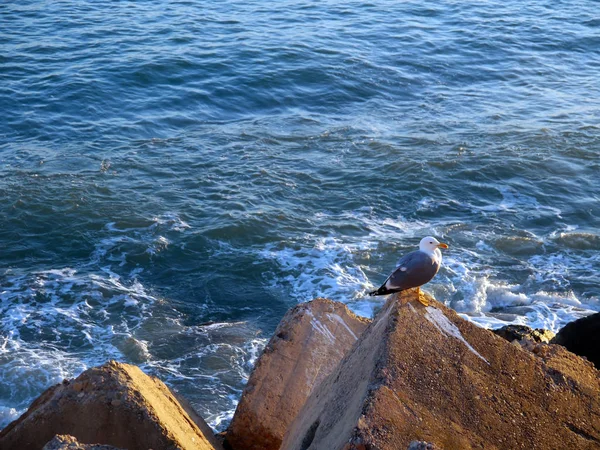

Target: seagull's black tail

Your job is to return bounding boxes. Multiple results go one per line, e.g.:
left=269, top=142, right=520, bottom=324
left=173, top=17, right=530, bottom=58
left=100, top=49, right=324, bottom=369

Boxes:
left=368, top=286, right=398, bottom=296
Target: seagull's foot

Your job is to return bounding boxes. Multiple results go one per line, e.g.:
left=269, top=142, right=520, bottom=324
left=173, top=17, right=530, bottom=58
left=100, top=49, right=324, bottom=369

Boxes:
left=416, top=288, right=430, bottom=307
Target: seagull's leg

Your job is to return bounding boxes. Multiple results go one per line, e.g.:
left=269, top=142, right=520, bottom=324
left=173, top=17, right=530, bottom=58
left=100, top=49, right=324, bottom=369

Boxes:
left=416, top=287, right=430, bottom=307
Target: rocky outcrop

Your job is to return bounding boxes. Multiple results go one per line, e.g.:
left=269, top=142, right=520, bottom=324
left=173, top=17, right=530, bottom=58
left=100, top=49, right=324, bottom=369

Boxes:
left=0, top=361, right=223, bottom=450
left=281, top=289, right=600, bottom=450
left=493, top=324, right=555, bottom=343
left=43, top=435, right=124, bottom=450
left=551, top=312, right=600, bottom=369
left=225, top=298, right=371, bottom=450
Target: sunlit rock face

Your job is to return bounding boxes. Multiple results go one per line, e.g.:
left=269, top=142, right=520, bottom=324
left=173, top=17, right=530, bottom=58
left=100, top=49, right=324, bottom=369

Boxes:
left=0, top=361, right=222, bottom=450
left=225, top=298, right=370, bottom=450
left=281, top=290, right=600, bottom=450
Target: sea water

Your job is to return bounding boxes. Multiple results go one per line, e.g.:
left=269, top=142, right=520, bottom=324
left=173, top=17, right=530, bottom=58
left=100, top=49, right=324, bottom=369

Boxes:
left=1, top=0, right=599, bottom=430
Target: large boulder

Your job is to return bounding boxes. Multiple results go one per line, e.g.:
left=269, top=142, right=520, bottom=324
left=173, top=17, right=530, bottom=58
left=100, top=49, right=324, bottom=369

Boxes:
left=281, top=289, right=600, bottom=450
left=551, top=312, right=600, bottom=369
left=493, top=324, right=555, bottom=344
left=0, top=361, right=223, bottom=450
left=225, top=298, right=371, bottom=450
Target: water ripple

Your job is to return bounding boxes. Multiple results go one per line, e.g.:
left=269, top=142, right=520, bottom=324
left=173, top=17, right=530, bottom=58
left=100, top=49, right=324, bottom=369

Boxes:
left=1, top=0, right=599, bottom=431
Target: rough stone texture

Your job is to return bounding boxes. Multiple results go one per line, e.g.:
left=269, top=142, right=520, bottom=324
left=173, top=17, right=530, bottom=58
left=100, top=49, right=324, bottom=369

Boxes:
left=281, top=289, right=600, bottom=450
left=551, top=312, right=600, bottom=369
left=225, top=298, right=371, bottom=450
left=493, top=324, right=555, bottom=343
left=43, top=434, right=125, bottom=450
left=0, top=361, right=223, bottom=450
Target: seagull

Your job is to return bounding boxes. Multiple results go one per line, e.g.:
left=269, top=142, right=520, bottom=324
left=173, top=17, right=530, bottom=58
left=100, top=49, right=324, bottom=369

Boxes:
left=368, top=236, right=449, bottom=306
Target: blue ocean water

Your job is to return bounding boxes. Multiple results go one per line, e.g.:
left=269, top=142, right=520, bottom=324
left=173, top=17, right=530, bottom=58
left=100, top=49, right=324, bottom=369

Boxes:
left=1, top=0, right=599, bottom=430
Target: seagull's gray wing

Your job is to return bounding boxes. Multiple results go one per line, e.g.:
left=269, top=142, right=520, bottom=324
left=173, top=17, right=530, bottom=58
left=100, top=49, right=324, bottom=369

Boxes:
left=369, top=250, right=440, bottom=296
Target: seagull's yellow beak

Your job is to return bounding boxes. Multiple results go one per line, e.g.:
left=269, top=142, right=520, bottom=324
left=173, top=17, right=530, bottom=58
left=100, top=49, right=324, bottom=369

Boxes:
left=437, top=242, right=449, bottom=249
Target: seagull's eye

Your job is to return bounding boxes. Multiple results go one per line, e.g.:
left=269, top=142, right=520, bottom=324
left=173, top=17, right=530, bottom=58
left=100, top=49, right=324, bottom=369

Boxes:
left=429, top=241, right=433, bottom=244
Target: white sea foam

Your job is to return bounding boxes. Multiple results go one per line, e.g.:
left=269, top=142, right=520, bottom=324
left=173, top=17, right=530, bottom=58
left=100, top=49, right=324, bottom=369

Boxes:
left=92, top=213, right=189, bottom=265
left=0, top=406, right=18, bottom=427
left=258, top=210, right=599, bottom=335
left=0, top=267, right=157, bottom=424
left=2, top=209, right=598, bottom=433
left=258, top=212, right=436, bottom=314
left=152, top=213, right=191, bottom=232
left=431, top=253, right=598, bottom=332
left=479, top=186, right=563, bottom=218
left=167, top=335, right=267, bottom=432
left=258, top=212, right=435, bottom=319
left=259, top=237, right=374, bottom=303
left=0, top=265, right=266, bottom=430
left=0, top=212, right=262, bottom=432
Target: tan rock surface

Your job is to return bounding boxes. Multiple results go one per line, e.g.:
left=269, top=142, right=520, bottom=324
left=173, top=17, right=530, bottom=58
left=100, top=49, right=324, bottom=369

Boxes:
left=225, top=298, right=371, bottom=450
left=0, top=361, right=223, bottom=450
left=281, top=289, right=600, bottom=450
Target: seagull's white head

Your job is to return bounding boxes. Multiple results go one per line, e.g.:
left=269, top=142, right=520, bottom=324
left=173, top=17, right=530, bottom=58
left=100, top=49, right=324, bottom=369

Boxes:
left=419, top=236, right=449, bottom=254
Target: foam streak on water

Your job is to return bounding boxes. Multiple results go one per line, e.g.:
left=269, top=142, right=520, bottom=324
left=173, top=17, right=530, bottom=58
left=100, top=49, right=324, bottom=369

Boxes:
left=1, top=0, right=599, bottom=431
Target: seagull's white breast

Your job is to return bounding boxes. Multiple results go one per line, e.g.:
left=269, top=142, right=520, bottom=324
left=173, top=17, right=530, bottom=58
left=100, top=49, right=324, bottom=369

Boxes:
left=429, top=248, right=442, bottom=266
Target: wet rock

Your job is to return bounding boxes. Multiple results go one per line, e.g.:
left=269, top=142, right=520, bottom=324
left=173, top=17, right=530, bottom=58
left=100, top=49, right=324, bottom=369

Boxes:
left=551, top=312, right=600, bottom=369
left=281, top=289, right=600, bottom=450
left=0, top=361, right=223, bottom=450
left=493, top=324, right=555, bottom=343
left=494, top=235, right=543, bottom=256
left=225, top=298, right=370, bottom=450
left=43, top=434, right=124, bottom=450
left=554, top=232, right=600, bottom=250
left=116, top=336, right=151, bottom=364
